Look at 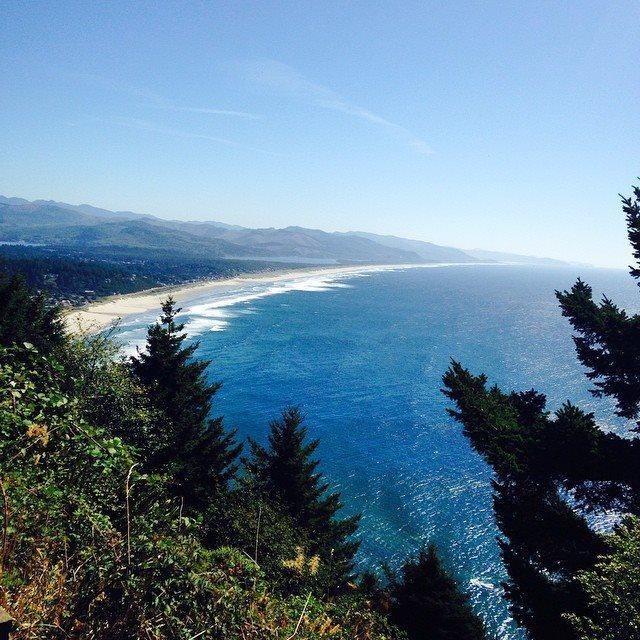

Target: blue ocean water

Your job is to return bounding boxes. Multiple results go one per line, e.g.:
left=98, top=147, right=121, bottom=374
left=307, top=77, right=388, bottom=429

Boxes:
left=113, top=264, right=638, bottom=638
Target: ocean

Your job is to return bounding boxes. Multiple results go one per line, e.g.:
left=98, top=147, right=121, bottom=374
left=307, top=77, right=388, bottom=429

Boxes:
left=112, top=264, right=637, bottom=638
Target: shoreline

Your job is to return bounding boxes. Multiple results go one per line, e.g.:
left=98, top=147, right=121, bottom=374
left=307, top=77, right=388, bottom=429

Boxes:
left=63, top=262, right=428, bottom=333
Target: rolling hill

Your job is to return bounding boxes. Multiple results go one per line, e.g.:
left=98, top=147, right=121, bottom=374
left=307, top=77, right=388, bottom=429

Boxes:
left=0, top=197, right=479, bottom=264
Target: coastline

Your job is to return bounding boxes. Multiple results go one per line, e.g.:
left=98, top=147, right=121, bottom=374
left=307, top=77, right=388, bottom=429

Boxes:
left=63, top=262, right=426, bottom=333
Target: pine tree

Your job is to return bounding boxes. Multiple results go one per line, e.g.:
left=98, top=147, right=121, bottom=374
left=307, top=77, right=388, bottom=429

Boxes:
left=442, top=184, right=640, bottom=640
left=556, top=184, right=640, bottom=424
left=131, top=297, right=241, bottom=513
left=245, top=407, right=360, bottom=590
left=0, top=272, right=64, bottom=353
left=387, top=544, right=486, bottom=640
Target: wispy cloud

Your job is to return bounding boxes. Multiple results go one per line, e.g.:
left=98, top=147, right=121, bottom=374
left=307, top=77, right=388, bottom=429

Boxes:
left=163, top=105, right=260, bottom=119
left=108, top=117, right=278, bottom=155
left=82, top=73, right=261, bottom=120
left=244, top=59, right=432, bottom=155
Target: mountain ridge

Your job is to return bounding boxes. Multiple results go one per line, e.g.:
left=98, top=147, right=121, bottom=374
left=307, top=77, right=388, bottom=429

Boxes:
left=0, top=195, right=570, bottom=267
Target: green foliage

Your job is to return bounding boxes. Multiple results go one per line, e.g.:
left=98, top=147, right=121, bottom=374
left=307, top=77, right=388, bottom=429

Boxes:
left=442, top=360, right=615, bottom=639
left=0, top=273, right=64, bottom=353
left=0, top=251, right=161, bottom=301
left=0, top=342, right=136, bottom=635
left=385, top=545, right=486, bottom=640
left=205, top=480, right=306, bottom=591
left=566, top=516, right=640, bottom=640
left=131, top=297, right=241, bottom=514
left=61, top=331, right=160, bottom=452
left=245, top=407, right=360, bottom=593
left=625, top=184, right=640, bottom=280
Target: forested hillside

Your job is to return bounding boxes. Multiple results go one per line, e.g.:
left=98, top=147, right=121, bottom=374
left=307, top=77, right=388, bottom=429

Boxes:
left=0, top=244, right=287, bottom=304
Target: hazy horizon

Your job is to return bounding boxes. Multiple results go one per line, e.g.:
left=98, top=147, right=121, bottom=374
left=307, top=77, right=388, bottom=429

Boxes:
left=2, top=1, right=638, bottom=268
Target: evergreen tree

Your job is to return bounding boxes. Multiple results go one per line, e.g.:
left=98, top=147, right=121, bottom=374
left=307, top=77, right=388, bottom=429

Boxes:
left=386, top=544, right=487, bottom=640
left=245, top=407, right=360, bottom=590
left=441, top=184, right=640, bottom=640
left=131, top=297, right=241, bottom=513
left=556, top=184, right=640, bottom=424
left=0, top=272, right=64, bottom=352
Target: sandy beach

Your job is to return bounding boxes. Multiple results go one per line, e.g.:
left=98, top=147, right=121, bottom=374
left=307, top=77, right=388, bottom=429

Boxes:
left=64, top=263, right=423, bottom=333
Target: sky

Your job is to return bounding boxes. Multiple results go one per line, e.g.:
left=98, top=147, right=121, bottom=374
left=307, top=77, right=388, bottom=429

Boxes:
left=1, top=1, right=638, bottom=267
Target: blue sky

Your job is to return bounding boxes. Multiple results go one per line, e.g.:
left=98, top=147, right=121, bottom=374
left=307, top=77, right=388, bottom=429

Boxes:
left=1, top=1, right=638, bottom=267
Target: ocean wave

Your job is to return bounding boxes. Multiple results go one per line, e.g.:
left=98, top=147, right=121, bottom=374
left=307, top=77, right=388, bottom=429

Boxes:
left=182, top=274, right=360, bottom=336
left=469, top=578, right=497, bottom=591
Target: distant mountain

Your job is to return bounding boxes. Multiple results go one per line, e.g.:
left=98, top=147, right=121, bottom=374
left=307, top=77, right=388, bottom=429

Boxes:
left=0, top=196, right=31, bottom=206
left=0, top=195, right=569, bottom=267
left=0, top=201, right=104, bottom=228
left=0, top=203, right=255, bottom=259
left=345, top=231, right=476, bottom=263
left=464, top=248, right=569, bottom=266
left=0, top=196, right=146, bottom=220
left=55, top=202, right=148, bottom=220
left=192, top=225, right=432, bottom=263
left=0, top=197, right=467, bottom=264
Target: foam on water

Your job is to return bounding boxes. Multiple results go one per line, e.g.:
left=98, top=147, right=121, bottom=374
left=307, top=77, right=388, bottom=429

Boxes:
left=183, top=277, right=357, bottom=336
